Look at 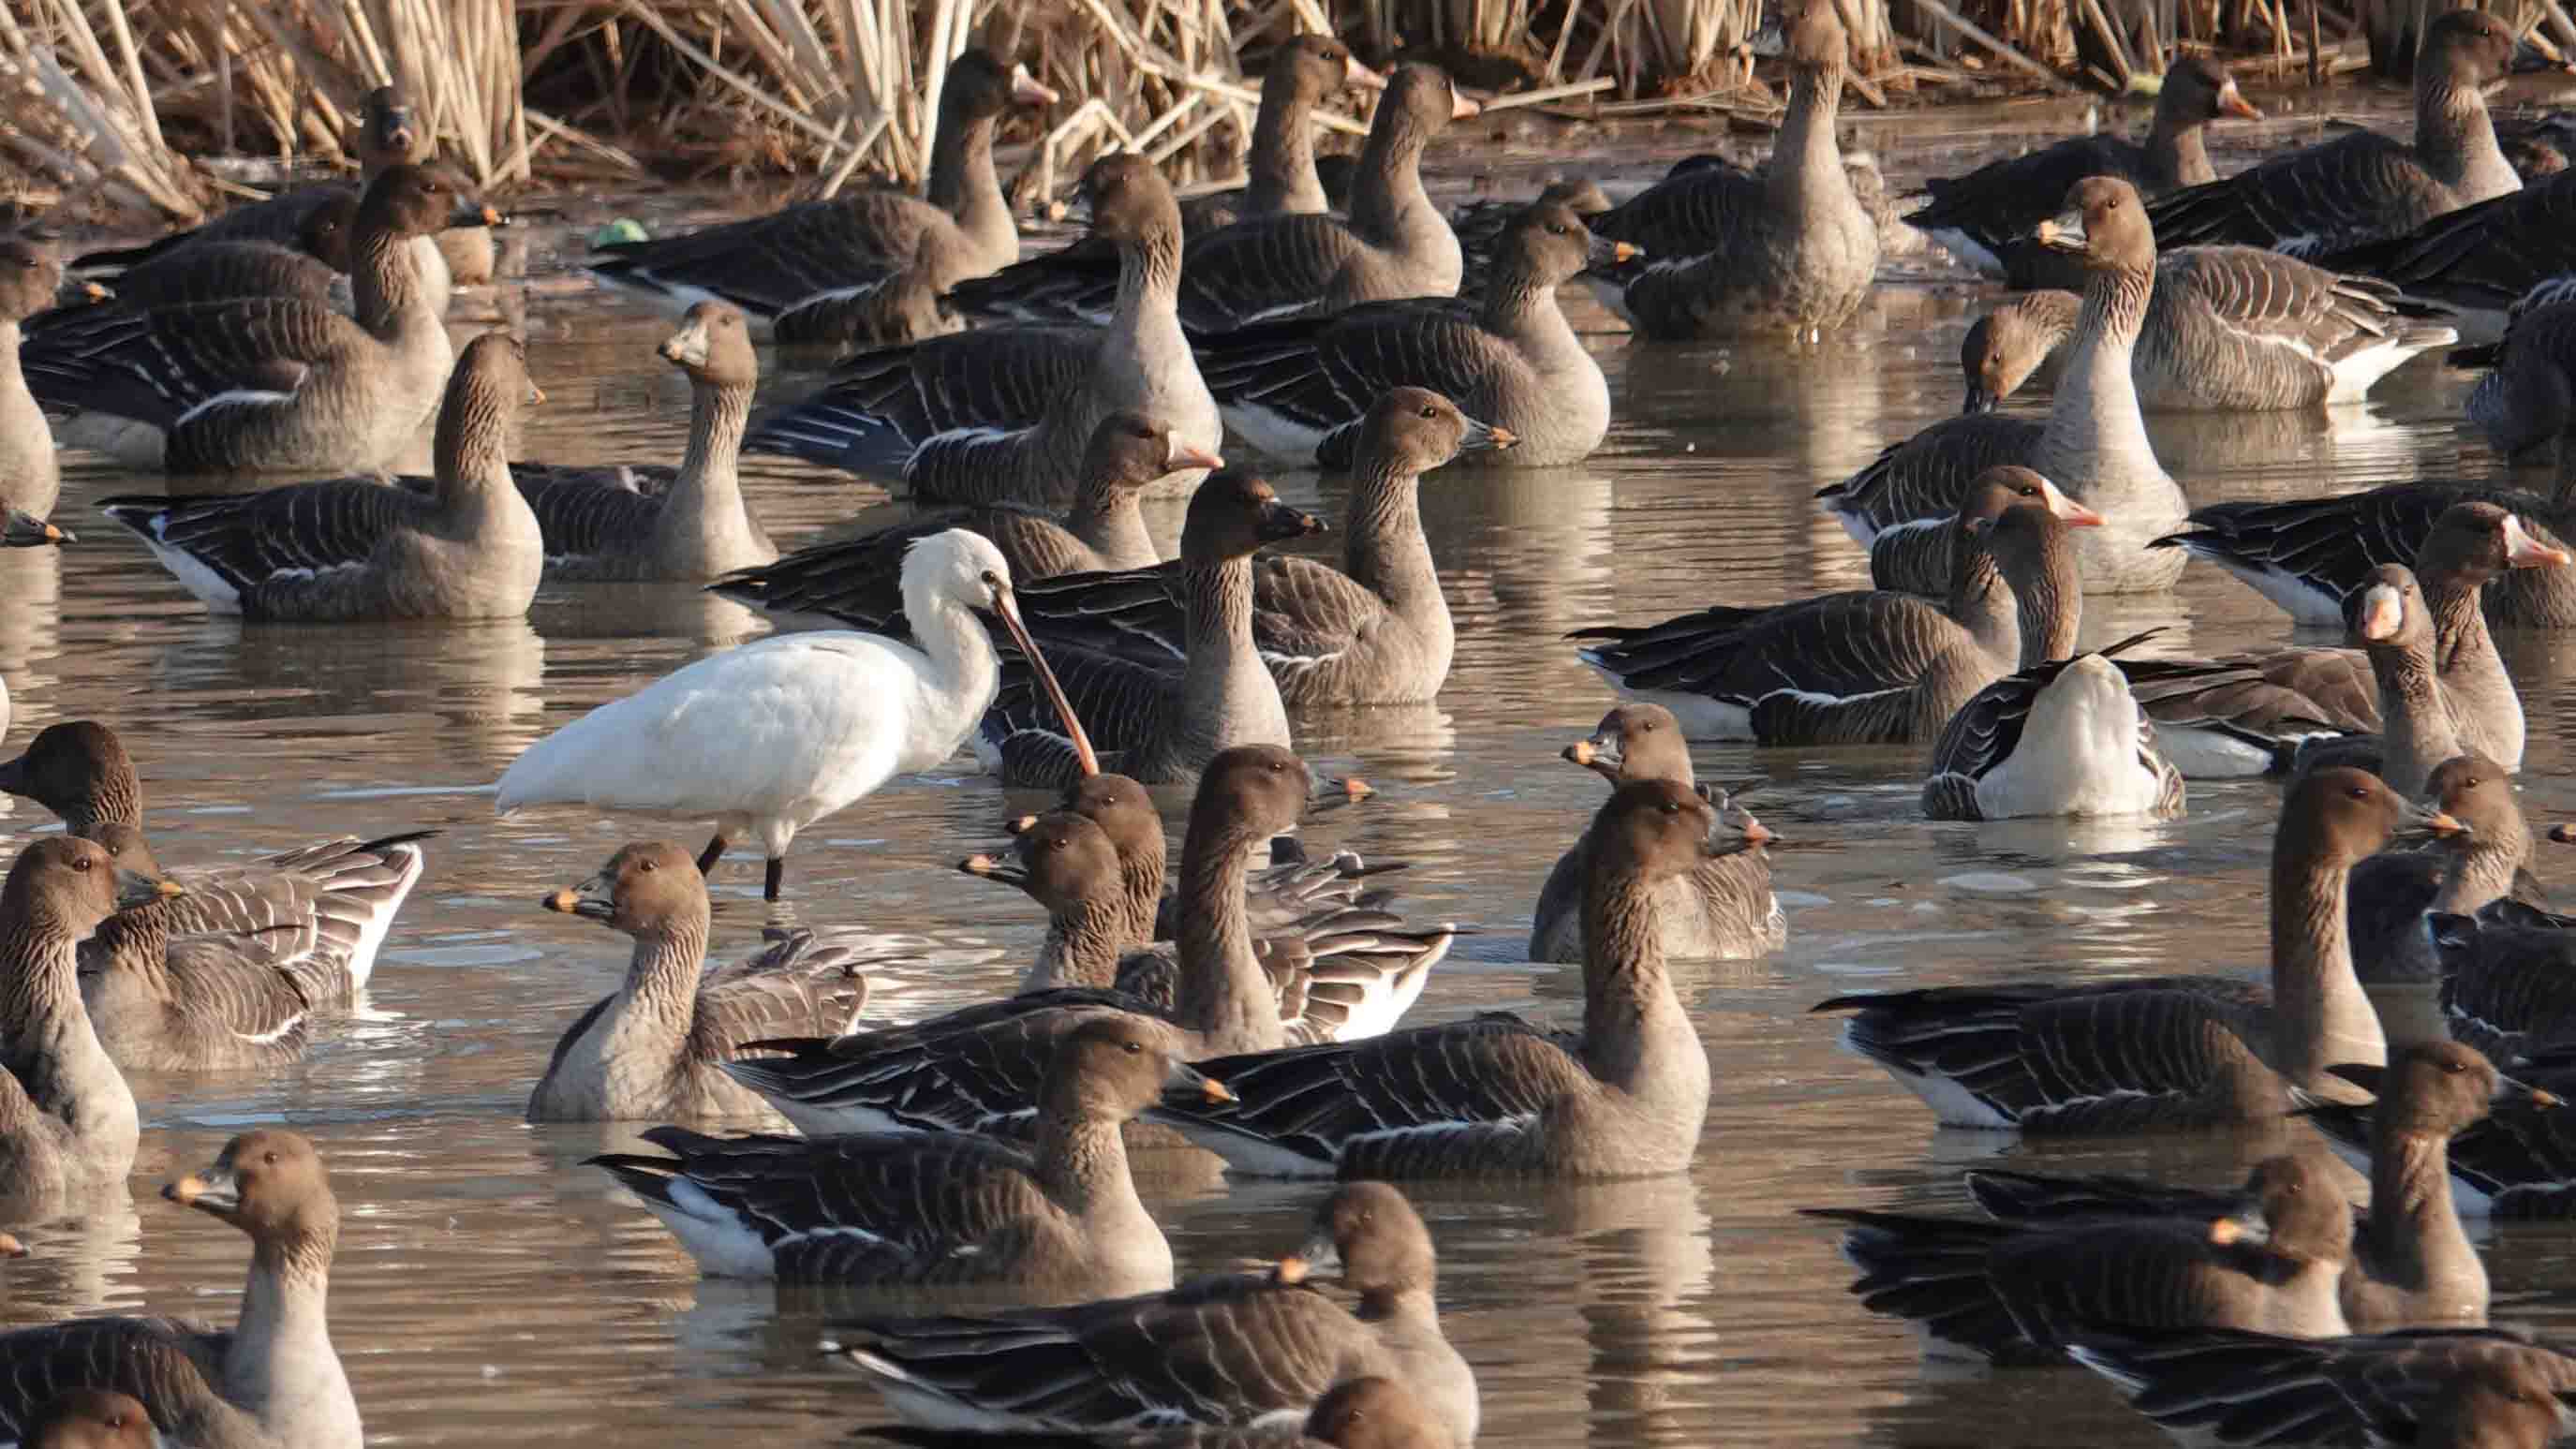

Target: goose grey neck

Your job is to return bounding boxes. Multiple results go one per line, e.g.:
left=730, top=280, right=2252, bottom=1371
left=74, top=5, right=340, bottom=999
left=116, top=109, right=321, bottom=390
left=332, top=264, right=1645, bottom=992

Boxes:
left=1946, top=541, right=2020, bottom=664
left=1347, top=117, right=1435, bottom=244
left=2435, top=824, right=2527, bottom=914
left=672, top=377, right=752, bottom=495
left=432, top=383, right=512, bottom=496
left=1030, top=1094, right=1136, bottom=1210
left=622, top=922, right=713, bottom=1030
left=2365, top=637, right=2459, bottom=797
left=2041, top=259, right=2161, bottom=489
left=2421, top=569, right=2496, bottom=681
left=1022, top=896, right=1132, bottom=991
left=1179, top=554, right=1273, bottom=736
left=2009, top=546, right=2082, bottom=666
left=1065, top=481, right=1156, bottom=569
left=1246, top=86, right=1328, bottom=214
left=1113, top=228, right=1185, bottom=328
left=1577, top=856, right=1699, bottom=1102
left=1345, top=464, right=1443, bottom=619
left=1769, top=64, right=1850, bottom=212
left=2417, top=79, right=2511, bottom=192
left=1476, top=257, right=1575, bottom=343
left=58, top=782, right=141, bottom=838
left=2362, top=1130, right=2475, bottom=1295
left=349, top=224, right=427, bottom=333
left=232, top=1218, right=340, bottom=1402
left=1172, top=805, right=1278, bottom=1052
left=1356, top=1279, right=1440, bottom=1328
left=2270, top=845, right=2383, bottom=1087
left=2145, top=98, right=2217, bottom=185
left=0, top=923, right=82, bottom=1028
left=925, top=106, right=1001, bottom=214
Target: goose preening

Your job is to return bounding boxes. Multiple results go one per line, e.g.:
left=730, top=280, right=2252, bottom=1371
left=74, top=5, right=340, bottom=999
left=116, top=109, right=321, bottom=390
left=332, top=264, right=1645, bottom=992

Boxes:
left=707, top=411, right=1220, bottom=627
left=1819, top=767, right=2464, bottom=1132
left=948, top=65, right=1477, bottom=334
left=24, top=164, right=478, bottom=475
left=0, top=1131, right=361, bottom=1449
left=739, top=155, right=1222, bottom=508
left=1587, top=0, right=1876, bottom=340
left=1573, top=472, right=2090, bottom=745
left=97, top=330, right=545, bottom=621
left=1921, top=631, right=2188, bottom=821
left=586, top=20, right=1056, bottom=331
left=1147, top=777, right=1725, bottom=1178
left=721, top=747, right=1423, bottom=1137
left=2068, top=1325, right=2576, bottom=1449
left=2345, top=752, right=2540, bottom=990
left=1191, top=200, right=1624, bottom=467
left=1954, top=245, right=2457, bottom=412
left=0, top=238, right=68, bottom=519
left=1907, top=56, right=2261, bottom=281
left=590, top=1016, right=1221, bottom=1296
left=525, top=841, right=877, bottom=1122
left=1819, top=177, right=2188, bottom=594
left=495, top=529, right=1099, bottom=901
left=1530, top=703, right=1784, bottom=964
left=1803, top=1152, right=2354, bottom=1363
left=2146, top=8, right=2522, bottom=259
left=0, top=719, right=429, bottom=1007
left=511, top=302, right=777, bottom=582
left=0, top=837, right=166, bottom=1210
left=829, top=1181, right=1477, bottom=1443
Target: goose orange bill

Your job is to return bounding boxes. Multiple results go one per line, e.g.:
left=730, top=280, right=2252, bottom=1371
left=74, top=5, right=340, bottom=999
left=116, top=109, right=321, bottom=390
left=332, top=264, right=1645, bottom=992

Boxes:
left=2503, top=514, right=2571, bottom=568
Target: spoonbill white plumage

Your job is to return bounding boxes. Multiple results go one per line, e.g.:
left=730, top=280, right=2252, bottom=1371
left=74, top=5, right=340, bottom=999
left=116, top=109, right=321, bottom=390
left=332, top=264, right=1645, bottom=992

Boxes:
left=496, top=529, right=1096, bottom=900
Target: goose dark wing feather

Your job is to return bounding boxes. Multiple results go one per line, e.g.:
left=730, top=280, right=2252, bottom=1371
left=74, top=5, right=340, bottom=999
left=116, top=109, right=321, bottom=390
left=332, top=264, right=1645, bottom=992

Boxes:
left=22, top=297, right=361, bottom=424
left=1592, top=162, right=1764, bottom=258
left=2147, top=131, right=2447, bottom=255
left=980, top=643, right=1178, bottom=789
left=2326, top=172, right=2576, bottom=310
left=591, top=197, right=930, bottom=315
left=75, top=184, right=352, bottom=272
left=1923, top=671, right=2041, bottom=809
left=48, top=243, right=341, bottom=316
left=512, top=469, right=662, bottom=565
left=0, top=1319, right=226, bottom=1441
left=900, top=327, right=1100, bottom=436
left=691, top=927, right=875, bottom=1059
left=1248, top=556, right=1387, bottom=668
left=1904, top=136, right=2147, bottom=254
left=1816, top=415, right=2046, bottom=540
left=944, top=241, right=1120, bottom=326
left=1966, top=1166, right=2253, bottom=1223
left=2438, top=909, right=2576, bottom=1060
left=98, top=481, right=429, bottom=594
left=1175, top=216, right=1369, bottom=331
left=2151, top=484, right=2516, bottom=600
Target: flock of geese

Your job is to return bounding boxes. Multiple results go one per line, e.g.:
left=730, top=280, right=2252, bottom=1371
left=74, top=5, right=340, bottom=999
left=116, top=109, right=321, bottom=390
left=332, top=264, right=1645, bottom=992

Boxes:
left=14, top=0, right=2576, bottom=1444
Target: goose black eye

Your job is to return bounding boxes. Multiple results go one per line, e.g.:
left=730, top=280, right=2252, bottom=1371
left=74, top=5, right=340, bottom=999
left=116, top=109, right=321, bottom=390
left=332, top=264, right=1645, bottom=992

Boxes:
left=638, top=858, right=655, bottom=872
left=2348, top=785, right=2370, bottom=800
left=2444, top=1058, right=2466, bottom=1072
left=1660, top=800, right=1681, bottom=814
left=1122, top=1041, right=1142, bottom=1054
left=263, top=1149, right=278, bottom=1164
left=72, top=854, right=91, bottom=872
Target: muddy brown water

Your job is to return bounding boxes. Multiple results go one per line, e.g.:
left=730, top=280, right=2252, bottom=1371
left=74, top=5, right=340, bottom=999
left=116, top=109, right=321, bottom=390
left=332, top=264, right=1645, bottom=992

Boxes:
left=10, top=85, right=2576, bottom=1448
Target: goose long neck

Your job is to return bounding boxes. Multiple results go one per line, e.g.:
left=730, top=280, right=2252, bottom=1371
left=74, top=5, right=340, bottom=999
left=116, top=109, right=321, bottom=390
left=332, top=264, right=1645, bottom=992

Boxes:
left=1178, top=553, right=1275, bottom=743
left=1066, top=484, right=1155, bottom=569
left=1247, top=85, right=1327, bottom=214
left=2435, top=824, right=2525, bottom=914
left=231, top=1215, right=341, bottom=1415
left=432, top=376, right=513, bottom=499
left=2009, top=544, right=2083, bottom=666
left=85, top=902, right=174, bottom=994
left=1769, top=63, right=1850, bottom=210
left=1344, top=465, right=1441, bottom=619
left=1357, top=1281, right=1441, bottom=1332
left=2365, top=637, right=2459, bottom=798
left=2042, top=257, right=2161, bottom=487
left=1578, top=859, right=1709, bottom=1114
left=2270, top=845, right=2384, bottom=1087
left=1172, top=806, right=1278, bottom=1052
left=349, top=222, right=427, bottom=333
left=2363, top=1128, right=2478, bottom=1296
left=2422, top=569, right=2496, bottom=681
left=0, top=922, right=84, bottom=1038
left=2417, top=76, right=2510, bottom=192
left=1347, top=121, right=1432, bottom=244
left=2146, top=98, right=2216, bottom=185
left=622, top=917, right=711, bottom=1033
left=1945, top=538, right=2019, bottom=663
left=1030, top=1093, right=1136, bottom=1213
left=1112, top=225, right=1185, bottom=331
left=0, top=917, right=129, bottom=1148
left=927, top=108, right=1012, bottom=244
left=669, top=376, right=752, bottom=501
left=1477, top=255, right=1573, bottom=346
left=59, top=777, right=141, bottom=836
left=1023, top=895, right=1132, bottom=991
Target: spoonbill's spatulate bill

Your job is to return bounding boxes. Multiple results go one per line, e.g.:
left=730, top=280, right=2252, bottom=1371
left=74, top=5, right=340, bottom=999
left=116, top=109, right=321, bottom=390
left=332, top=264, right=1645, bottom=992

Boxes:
left=494, top=529, right=1096, bottom=900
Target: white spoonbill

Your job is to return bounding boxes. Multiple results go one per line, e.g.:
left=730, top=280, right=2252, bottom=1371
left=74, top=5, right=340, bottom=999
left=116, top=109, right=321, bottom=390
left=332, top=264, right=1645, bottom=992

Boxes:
left=496, top=529, right=1096, bottom=900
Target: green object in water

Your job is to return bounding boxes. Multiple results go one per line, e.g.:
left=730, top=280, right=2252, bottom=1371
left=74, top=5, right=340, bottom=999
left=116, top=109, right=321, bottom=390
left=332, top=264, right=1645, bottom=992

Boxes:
left=590, top=218, right=648, bottom=246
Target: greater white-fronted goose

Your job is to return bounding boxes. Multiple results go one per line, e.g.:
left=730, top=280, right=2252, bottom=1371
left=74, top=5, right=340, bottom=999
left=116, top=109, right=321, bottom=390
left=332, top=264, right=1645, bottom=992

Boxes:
left=722, top=747, right=1395, bottom=1137
left=497, top=530, right=1095, bottom=901
left=967, top=806, right=1448, bottom=1044
left=1818, top=767, right=2460, bottom=1131
left=0, top=720, right=428, bottom=1006
left=0, top=837, right=161, bottom=1209
left=1594, top=0, right=1877, bottom=341
left=1148, top=777, right=1730, bottom=1178
left=707, top=412, right=1215, bottom=624
left=2350, top=567, right=2484, bottom=795
left=0, top=237, right=67, bottom=519
left=1858, top=464, right=2103, bottom=617
left=1575, top=473, right=2089, bottom=745
left=2347, top=752, right=2540, bottom=988
left=511, top=302, right=777, bottom=582
left=26, top=164, right=473, bottom=474
left=1170, top=37, right=1384, bottom=242
left=970, top=470, right=1315, bottom=788
left=589, top=1016, right=1220, bottom=1296
left=525, top=841, right=875, bottom=1123
left=1530, top=703, right=1784, bottom=964
left=1958, top=248, right=2457, bottom=412
left=586, top=23, right=1055, bottom=330
left=2070, top=1325, right=2576, bottom=1449
left=947, top=66, right=1476, bottom=334
left=0, top=1131, right=360, bottom=1449
left=2147, top=9, right=2522, bottom=258
left=1193, top=200, right=1624, bottom=466
left=767, top=230, right=968, bottom=350
left=1908, top=56, right=2261, bottom=281
left=1922, top=631, right=2189, bottom=821
left=96, top=329, right=545, bottom=620
left=832, top=1181, right=1477, bottom=1442
left=1803, top=1152, right=2354, bottom=1363
left=1820, top=177, right=2187, bottom=594
left=741, top=155, right=1221, bottom=507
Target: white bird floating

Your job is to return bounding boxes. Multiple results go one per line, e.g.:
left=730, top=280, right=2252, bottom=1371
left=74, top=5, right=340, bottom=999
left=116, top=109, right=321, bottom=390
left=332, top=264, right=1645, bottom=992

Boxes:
left=496, top=529, right=1096, bottom=900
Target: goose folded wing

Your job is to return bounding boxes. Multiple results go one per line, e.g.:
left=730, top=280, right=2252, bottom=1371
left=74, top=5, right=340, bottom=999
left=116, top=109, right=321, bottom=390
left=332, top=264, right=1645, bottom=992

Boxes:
left=897, top=326, right=1103, bottom=436
left=592, top=199, right=924, bottom=315
left=511, top=469, right=666, bottom=566
left=2167, top=246, right=2414, bottom=366
left=1592, top=161, right=1763, bottom=259
left=98, top=480, right=429, bottom=595
left=1251, top=557, right=1395, bottom=672
left=1926, top=668, right=2050, bottom=792
left=944, top=240, right=1120, bottom=324
left=1817, top=416, right=2045, bottom=535
left=692, top=928, right=876, bottom=1057
left=1906, top=138, right=2133, bottom=248
left=1193, top=298, right=1476, bottom=424
left=78, top=918, right=315, bottom=1047
left=979, top=643, right=1180, bottom=787
left=1174, top=216, right=1370, bottom=332
left=2154, top=485, right=2496, bottom=599
left=1965, top=1166, right=2255, bottom=1223
left=2325, top=178, right=2576, bottom=307
left=1011, top=565, right=1190, bottom=665
left=2147, top=132, right=2448, bottom=256
left=22, top=297, right=353, bottom=426
left=0, top=1319, right=226, bottom=1438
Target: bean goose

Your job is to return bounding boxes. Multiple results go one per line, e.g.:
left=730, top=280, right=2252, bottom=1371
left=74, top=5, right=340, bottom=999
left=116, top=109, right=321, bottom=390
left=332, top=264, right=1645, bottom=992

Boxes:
left=1907, top=56, right=2261, bottom=281
left=1819, top=177, right=2188, bottom=594
left=2351, top=567, right=2488, bottom=795
left=831, top=1181, right=1476, bottom=1443
left=1803, top=1152, right=2354, bottom=1363
left=525, top=841, right=876, bottom=1123
left=0, top=1131, right=360, bottom=1449
left=96, top=330, right=545, bottom=621
left=496, top=530, right=1097, bottom=901
left=967, top=806, right=1447, bottom=1043
left=863, top=1377, right=1450, bottom=1449
left=720, top=747, right=1381, bottom=1137
left=0, top=838, right=163, bottom=1210
left=1593, top=0, right=1876, bottom=340
left=1817, top=767, right=2463, bottom=1131
left=1147, top=777, right=1729, bottom=1178
left=1922, top=631, right=2189, bottom=821
left=510, top=302, right=777, bottom=581
left=1172, top=37, right=1384, bottom=240
left=1573, top=473, right=2090, bottom=745
left=1450, top=177, right=1613, bottom=303
left=25, top=165, right=474, bottom=474
left=0, top=719, right=429, bottom=1005
left=2069, top=1325, right=2576, bottom=1449
left=589, top=1017, right=1221, bottom=1296
left=2345, top=753, right=2541, bottom=988
left=740, top=155, right=1222, bottom=508
left=0, top=238, right=67, bottom=518
left=1192, top=200, right=1626, bottom=467
left=707, top=412, right=1217, bottom=624
left=1957, top=247, right=2457, bottom=412
left=1530, top=703, right=1784, bottom=964
left=2146, top=9, right=2522, bottom=259
left=78, top=822, right=319, bottom=1072
left=946, top=66, right=1477, bottom=334
left=586, top=21, right=1055, bottom=330
left=768, top=230, right=968, bottom=351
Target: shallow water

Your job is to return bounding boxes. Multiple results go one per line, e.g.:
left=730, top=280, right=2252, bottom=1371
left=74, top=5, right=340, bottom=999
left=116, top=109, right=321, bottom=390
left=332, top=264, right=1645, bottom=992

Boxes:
left=13, top=87, right=2576, bottom=1449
